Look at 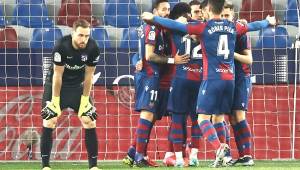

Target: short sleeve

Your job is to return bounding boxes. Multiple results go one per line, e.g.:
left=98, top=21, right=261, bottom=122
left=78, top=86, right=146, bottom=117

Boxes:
left=86, top=40, right=100, bottom=66
left=52, top=39, right=66, bottom=66
left=144, top=25, right=157, bottom=45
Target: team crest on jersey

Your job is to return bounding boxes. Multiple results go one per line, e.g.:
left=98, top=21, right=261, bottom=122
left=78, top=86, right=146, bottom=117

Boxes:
left=148, top=31, right=156, bottom=41
left=54, top=52, right=61, bottom=62
left=81, top=54, right=88, bottom=62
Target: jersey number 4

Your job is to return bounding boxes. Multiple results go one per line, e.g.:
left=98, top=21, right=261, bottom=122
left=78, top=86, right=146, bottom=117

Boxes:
left=182, top=36, right=202, bottom=59
left=217, top=35, right=230, bottom=59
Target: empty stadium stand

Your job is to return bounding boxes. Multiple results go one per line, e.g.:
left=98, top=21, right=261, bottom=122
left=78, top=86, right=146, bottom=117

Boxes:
left=91, top=27, right=111, bottom=48
left=239, top=0, right=275, bottom=22
left=30, top=27, right=63, bottom=49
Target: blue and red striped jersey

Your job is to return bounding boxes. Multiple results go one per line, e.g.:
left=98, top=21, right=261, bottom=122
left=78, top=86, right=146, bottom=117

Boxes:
left=138, top=24, right=166, bottom=77
left=169, top=27, right=203, bottom=81
left=187, top=19, right=248, bottom=80
left=235, top=34, right=251, bottom=78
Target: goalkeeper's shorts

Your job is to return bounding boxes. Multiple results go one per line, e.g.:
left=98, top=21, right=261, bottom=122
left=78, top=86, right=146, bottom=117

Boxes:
left=42, top=82, right=93, bottom=112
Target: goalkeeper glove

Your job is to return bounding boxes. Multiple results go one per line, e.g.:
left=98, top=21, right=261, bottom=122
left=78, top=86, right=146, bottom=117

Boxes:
left=41, top=96, right=61, bottom=120
left=78, top=95, right=98, bottom=121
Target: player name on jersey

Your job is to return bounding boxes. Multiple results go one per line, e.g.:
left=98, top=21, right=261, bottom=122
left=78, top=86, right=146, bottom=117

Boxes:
left=208, top=25, right=234, bottom=34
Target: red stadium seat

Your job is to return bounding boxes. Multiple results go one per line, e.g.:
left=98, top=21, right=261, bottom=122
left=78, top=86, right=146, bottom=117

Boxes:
left=0, top=27, right=18, bottom=48
left=239, top=0, right=275, bottom=22
left=57, top=0, right=100, bottom=27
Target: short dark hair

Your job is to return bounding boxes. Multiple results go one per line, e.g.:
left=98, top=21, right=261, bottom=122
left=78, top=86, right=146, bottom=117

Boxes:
left=169, top=2, right=191, bottom=20
left=189, top=0, right=201, bottom=7
left=208, top=0, right=225, bottom=14
left=73, top=19, right=90, bottom=31
left=224, top=1, right=234, bottom=10
left=153, top=0, right=169, bottom=10
left=200, top=0, right=208, bottom=9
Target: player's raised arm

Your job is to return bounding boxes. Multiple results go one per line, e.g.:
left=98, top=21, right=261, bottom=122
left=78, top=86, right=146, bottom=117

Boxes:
left=237, top=15, right=276, bottom=35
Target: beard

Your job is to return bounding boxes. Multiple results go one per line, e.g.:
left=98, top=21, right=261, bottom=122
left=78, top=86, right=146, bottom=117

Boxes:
left=75, top=41, right=87, bottom=49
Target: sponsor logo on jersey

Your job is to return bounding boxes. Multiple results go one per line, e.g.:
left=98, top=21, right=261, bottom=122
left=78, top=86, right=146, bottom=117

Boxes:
left=182, top=66, right=202, bottom=73
left=215, top=68, right=233, bottom=73
left=148, top=31, right=156, bottom=41
left=65, top=64, right=84, bottom=70
left=54, top=52, right=61, bottom=62
left=81, top=55, right=87, bottom=62
left=66, top=56, right=73, bottom=59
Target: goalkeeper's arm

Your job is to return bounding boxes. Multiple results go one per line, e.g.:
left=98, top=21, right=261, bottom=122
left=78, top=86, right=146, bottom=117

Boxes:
left=41, top=65, right=64, bottom=120
left=78, top=66, right=97, bottom=121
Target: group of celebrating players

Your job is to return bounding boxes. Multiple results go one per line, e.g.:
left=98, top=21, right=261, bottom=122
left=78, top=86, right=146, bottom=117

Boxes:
left=39, top=0, right=276, bottom=169
left=123, top=0, right=276, bottom=168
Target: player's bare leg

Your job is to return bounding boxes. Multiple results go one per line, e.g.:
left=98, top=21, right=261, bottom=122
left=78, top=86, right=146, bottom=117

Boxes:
left=41, top=117, right=58, bottom=170
left=79, top=116, right=101, bottom=170
left=230, top=110, right=254, bottom=166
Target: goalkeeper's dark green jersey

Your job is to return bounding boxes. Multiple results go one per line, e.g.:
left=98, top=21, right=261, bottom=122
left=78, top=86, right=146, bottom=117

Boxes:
left=45, top=35, right=100, bottom=87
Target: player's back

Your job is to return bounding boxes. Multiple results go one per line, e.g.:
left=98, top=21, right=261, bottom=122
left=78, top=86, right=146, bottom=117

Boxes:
left=138, top=23, right=166, bottom=78
left=169, top=28, right=202, bottom=82
left=194, top=19, right=237, bottom=80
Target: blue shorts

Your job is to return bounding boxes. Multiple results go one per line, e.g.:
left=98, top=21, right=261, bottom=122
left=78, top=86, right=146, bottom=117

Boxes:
left=232, top=76, right=252, bottom=111
left=197, top=80, right=235, bottom=115
left=168, top=77, right=201, bottom=114
left=155, top=88, right=170, bottom=120
left=135, top=74, right=159, bottom=113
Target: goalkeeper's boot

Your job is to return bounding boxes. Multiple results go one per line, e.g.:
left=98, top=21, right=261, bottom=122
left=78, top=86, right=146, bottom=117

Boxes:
left=42, top=167, right=51, bottom=170
left=234, top=155, right=254, bottom=166
left=144, top=156, right=159, bottom=167
left=163, top=155, right=176, bottom=167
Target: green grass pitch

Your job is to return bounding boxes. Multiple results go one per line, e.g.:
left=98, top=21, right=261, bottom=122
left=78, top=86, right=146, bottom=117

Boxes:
left=1, top=160, right=300, bottom=170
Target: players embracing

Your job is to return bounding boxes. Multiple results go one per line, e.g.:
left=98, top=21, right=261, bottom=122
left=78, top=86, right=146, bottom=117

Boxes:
left=142, top=0, right=276, bottom=168
left=123, top=0, right=189, bottom=167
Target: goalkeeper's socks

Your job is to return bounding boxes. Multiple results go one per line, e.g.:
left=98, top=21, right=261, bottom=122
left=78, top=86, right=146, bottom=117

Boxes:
left=199, top=120, right=221, bottom=150
left=236, top=120, right=252, bottom=156
left=135, top=118, right=152, bottom=155
left=41, top=127, right=53, bottom=168
left=85, top=128, right=98, bottom=169
left=213, top=122, right=226, bottom=143
left=170, top=114, right=185, bottom=152
left=191, top=117, right=201, bottom=149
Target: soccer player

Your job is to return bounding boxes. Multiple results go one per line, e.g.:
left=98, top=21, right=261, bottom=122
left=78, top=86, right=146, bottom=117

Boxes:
left=189, top=0, right=203, bottom=21
left=40, top=19, right=100, bottom=170
left=123, top=0, right=189, bottom=167
left=141, top=0, right=276, bottom=167
left=221, top=2, right=255, bottom=166
left=161, top=2, right=203, bottom=167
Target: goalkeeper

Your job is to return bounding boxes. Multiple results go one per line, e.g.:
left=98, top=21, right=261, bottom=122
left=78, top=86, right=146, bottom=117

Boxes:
left=40, top=19, right=100, bottom=170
